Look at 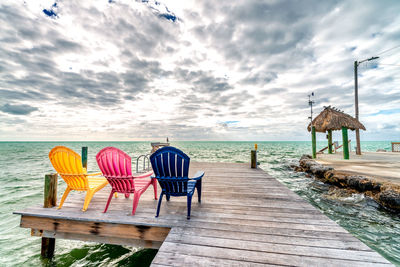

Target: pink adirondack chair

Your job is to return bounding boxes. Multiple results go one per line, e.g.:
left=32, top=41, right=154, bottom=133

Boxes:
left=96, top=147, right=157, bottom=215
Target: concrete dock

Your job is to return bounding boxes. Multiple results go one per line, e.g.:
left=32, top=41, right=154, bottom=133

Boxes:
left=316, top=152, right=400, bottom=186
left=14, top=162, right=392, bottom=266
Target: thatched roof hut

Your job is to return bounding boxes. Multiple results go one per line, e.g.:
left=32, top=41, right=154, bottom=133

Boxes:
left=307, top=106, right=366, bottom=133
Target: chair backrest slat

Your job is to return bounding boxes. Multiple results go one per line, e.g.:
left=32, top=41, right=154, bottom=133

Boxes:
left=162, top=152, right=170, bottom=177
left=176, top=156, right=183, bottom=178
left=169, top=153, right=176, bottom=177
left=156, top=154, right=164, bottom=177
left=183, top=157, right=189, bottom=177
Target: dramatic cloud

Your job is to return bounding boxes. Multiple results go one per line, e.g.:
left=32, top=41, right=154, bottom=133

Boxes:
left=0, top=0, right=399, bottom=141
left=0, top=103, right=38, bottom=115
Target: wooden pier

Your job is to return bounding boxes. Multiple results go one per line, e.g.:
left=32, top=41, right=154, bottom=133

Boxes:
left=14, top=162, right=392, bottom=266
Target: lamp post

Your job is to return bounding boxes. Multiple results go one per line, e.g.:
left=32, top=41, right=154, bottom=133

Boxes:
left=354, top=56, right=379, bottom=155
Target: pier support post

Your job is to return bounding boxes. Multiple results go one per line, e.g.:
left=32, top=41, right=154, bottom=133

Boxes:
left=328, top=130, right=333, bottom=154
left=42, top=173, right=57, bottom=259
left=312, top=126, right=316, bottom=159
left=82, top=146, right=88, bottom=170
left=342, top=127, right=349, bottom=160
left=41, top=237, right=56, bottom=259
left=251, top=150, right=257, bottom=169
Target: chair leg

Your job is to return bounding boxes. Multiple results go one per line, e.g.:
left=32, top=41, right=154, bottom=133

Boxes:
left=152, top=179, right=158, bottom=200
left=166, top=194, right=170, bottom=201
left=57, top=187, right=71, bottom=209
left=131, top=191, right=141, bottom=215
left=196, top=180, right=202, bottom=203
left=156, top=192, right=164, bottom=218
left=82, top=190, right=95, bottom=211
left=125, top=193, right=130, bottom=198
left=104, top=191, right=114, bottom=213
left=187, top=195, right=193, bottom=220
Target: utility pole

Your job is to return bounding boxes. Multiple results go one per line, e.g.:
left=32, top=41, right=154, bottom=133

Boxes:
left=354, top=56, right=379, bottom=155
left=308, top=92, right=316, bottom=158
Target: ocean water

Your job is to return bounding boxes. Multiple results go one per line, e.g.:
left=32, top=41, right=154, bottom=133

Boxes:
left=1, top=141, right=399, bottom=266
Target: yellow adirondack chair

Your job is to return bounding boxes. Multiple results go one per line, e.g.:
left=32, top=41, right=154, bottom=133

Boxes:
left=49, top=146, right=108, bottom=211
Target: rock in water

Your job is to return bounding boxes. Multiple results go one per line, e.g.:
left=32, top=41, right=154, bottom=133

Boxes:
left=378, top=189, right=400, bottom=211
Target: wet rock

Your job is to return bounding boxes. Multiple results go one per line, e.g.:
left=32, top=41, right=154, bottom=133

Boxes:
left=299, top=158, right=315, bottom=170
left=300, top=154, right=312, bottom=160
left=378, top=189, right=400, bottom=211
left=293, top=166, right=304, bottom=172
left=324, top=170, right=347, bottom=187
left=311, top=165, right=333, bottom=178
left=347, top=176, right=361, bottom=189
left=298, top=158, right=332, bottom=178
left=356, top=177, right=381, bottom=192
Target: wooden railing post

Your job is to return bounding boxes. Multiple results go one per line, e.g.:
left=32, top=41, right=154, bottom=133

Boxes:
left=44, top=174, right=57, bottom=208
left=82, top=146, right=88, bottom=169
left=42, top=173, right=57, bottom=258
left=251, top=150, right=257, bottom=169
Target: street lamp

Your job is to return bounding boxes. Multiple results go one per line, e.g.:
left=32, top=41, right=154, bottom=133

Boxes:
left=354, top=56, right=379, bottom=155
left=308, top=92, right=316, bottom=158
left=308, top=92, right=315, bottom=123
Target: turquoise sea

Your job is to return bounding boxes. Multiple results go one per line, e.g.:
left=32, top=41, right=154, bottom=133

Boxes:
left=1, top=141, right=399, bottom=266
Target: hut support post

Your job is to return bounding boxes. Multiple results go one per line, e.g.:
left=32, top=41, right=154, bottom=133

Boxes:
left=328, top=130, right=333, bottom=154
left=342, top=127, right=349, bottom=160
left=82, top=147, right=88, bottom=170
left=42, top=174, right=57, bottom=259
left=312, top=126, right=316, bottom=159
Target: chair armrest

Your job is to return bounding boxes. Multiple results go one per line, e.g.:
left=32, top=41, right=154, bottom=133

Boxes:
left=86, top=172, right=102, bottom=176
left=133, top=171, right=154, bottom=179
left=190, top=171, right=204, bottom=180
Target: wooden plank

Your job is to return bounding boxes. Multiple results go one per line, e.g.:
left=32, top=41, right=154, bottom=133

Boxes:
left=17, top=208, right=361, bottom=241
left=171, top=221, right=361, bottom=241
left=21, top=216, right=170, bottom=242
left=152, top=252, right=280, bottom=267
left=169, top=227, right=372, bottom=251
left=17, top=207, right=346, bottom=233
left=155, top=242, right=391, bottom=266
left=165, top=233, right=383, bottom=262
left=31, top=229, right=162, bottom=249
left=49, top=199, right=323, bottom=215
left=51, top=200, right=331, bottom=223
left=17, top=198, right=322, bottom=216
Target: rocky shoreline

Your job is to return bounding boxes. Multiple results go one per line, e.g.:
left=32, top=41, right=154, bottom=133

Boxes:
left=293, top=155, right=400, bottom=212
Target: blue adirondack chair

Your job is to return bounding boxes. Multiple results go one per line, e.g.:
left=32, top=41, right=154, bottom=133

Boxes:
left=150, top=146, right=204, bottom=219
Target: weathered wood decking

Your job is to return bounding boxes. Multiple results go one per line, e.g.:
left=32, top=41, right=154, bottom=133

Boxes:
left=14, top=162, right=392, bottom=266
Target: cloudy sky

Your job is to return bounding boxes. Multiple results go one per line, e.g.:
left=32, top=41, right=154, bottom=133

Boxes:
left=0, top=0, right=399, bottom=141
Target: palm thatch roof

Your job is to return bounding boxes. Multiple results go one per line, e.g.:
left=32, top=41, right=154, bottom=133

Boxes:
left=307, top=106, right=366, bottom=133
